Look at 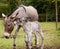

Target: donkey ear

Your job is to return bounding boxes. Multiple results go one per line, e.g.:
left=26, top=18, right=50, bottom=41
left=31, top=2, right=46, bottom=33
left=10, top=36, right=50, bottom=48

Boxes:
left=2, top=13, right=6, bottom=18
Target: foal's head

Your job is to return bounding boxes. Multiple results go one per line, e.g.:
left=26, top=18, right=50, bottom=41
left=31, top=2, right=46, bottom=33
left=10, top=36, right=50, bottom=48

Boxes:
left=2, top=13, right=14, bottom=39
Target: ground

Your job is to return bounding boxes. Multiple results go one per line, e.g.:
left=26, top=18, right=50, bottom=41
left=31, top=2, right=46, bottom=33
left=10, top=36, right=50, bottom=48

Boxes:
left=0, top=19, right=60, bottom=49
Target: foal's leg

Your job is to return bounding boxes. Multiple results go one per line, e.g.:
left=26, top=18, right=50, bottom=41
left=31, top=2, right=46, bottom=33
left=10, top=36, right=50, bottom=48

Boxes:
left=38, top=29, right=44, bottom=49
left=25, top=32, right=32, bottom=49
left=13, top=25, right=21, bottom=46
left=34, top=33, right=39, bottom=47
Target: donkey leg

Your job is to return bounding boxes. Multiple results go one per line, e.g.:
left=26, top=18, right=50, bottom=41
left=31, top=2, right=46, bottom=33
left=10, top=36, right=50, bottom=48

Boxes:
left=34, top=33, right=39, bottom=47
left=38, top=29, right=44, bottom=49
left=28, top=33, right=32, bottom=49
left=25, top=34, right=29, bottom=49
left=25, top=32, right=32, bottom=49
left=13, top=25, right=21, bottom=46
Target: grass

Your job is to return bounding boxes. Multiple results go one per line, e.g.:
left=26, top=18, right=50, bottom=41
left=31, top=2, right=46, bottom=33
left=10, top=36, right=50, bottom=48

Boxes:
left=0, top=19, right=60, bottom=49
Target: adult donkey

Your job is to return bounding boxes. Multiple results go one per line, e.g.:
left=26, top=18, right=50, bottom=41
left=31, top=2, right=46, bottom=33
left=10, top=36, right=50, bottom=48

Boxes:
left=2, top=5, right=38, bottom=38
left=2, top=5, right=44, bottom=49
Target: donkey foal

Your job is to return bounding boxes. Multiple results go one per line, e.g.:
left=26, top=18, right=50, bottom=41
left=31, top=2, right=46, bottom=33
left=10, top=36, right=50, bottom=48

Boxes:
left=22, top=21, right=44, bottom=49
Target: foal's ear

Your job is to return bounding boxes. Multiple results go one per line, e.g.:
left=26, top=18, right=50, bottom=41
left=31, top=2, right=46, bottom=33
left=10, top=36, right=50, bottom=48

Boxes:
left=2, top=13, right=6, bottom=18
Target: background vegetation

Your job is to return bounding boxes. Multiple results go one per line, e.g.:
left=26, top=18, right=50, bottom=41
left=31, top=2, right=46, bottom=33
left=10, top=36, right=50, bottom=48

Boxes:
left=0, top=0, right=60, bottom=22
left=0, top=0, right=60, bottom=49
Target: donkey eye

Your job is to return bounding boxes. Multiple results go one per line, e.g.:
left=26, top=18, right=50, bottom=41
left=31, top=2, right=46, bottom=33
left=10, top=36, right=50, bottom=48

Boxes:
left=8, top=25, right=10, bottom=26
left=10, top=17, right=13, bottom=19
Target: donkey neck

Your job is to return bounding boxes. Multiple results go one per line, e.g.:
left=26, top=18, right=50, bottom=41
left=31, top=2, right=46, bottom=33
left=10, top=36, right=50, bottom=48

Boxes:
left=9, top=5, right=26, bottom=19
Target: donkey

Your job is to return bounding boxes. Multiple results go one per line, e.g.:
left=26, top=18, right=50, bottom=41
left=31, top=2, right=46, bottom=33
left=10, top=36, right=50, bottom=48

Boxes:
left=2, top=5, right=44, bottom=49
left=2, top=5, right=38, bottom=38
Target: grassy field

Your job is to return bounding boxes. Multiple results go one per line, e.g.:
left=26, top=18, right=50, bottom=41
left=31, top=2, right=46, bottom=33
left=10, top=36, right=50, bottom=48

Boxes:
left=0, top=19, right=60, bottom=49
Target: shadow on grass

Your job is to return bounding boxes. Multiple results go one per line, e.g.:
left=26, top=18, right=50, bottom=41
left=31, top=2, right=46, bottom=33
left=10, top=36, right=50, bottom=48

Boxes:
left=12, top=45, right=60, bottom=49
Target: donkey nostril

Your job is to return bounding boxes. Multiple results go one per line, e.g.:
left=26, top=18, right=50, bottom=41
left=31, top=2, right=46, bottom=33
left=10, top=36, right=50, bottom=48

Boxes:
left=5, top=36, right=9, bottom=39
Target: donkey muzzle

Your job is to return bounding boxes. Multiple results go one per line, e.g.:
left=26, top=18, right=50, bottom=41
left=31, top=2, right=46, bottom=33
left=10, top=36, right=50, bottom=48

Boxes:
left=4, top=32, right=10, bottom=39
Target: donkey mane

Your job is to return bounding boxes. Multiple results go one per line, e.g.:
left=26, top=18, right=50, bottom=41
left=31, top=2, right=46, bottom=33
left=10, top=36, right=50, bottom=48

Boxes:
left=7, top=5, right=26, bottom=17
left=7, top=6, right=18, bottom=17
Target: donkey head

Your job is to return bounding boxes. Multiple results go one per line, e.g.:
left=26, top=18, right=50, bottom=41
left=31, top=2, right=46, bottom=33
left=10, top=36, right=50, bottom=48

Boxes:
left=2, top=13, right=14, bottom=39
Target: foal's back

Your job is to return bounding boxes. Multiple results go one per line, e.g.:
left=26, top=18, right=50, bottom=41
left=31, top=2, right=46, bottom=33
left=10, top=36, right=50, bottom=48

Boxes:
left=23, top=21, right=40, bottom=33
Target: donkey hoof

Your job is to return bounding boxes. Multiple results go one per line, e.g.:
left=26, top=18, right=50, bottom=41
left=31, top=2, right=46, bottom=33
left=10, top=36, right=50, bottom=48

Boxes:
left=13, top=44, right=16, bottom=46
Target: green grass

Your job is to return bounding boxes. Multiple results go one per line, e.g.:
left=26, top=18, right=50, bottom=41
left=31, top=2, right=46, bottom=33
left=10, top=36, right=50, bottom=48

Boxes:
left=0, top=20, right=60, bottom=49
